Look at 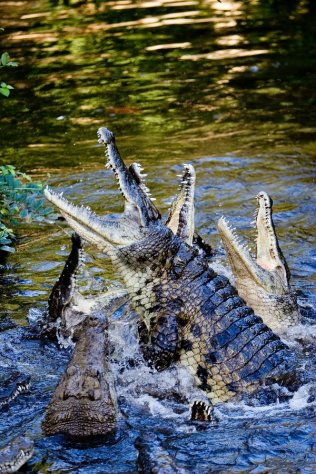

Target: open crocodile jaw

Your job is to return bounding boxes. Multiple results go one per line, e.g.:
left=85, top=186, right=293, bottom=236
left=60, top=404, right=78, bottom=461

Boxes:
left=97, top=127, right=161, bottom=226
left=43, top=233, right=84, bottom=337
left=0, top=437, right=34, bottom=474
left=218, top=191, right=299, bottom=332
left=0, top=370, right=31, bottom=409
left=42, top=316, right=117, bottom=438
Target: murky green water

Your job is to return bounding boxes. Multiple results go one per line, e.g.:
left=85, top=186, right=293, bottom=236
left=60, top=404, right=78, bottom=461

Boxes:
left=1, top=0, right=316, bottom=472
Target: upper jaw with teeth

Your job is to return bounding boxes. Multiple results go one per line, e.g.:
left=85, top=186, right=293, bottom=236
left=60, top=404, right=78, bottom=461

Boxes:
left=218, top=191, right=299, bottom=332
left=218, top=191, right=291, bottom=295
left=45, top=128, right=197, bottom=253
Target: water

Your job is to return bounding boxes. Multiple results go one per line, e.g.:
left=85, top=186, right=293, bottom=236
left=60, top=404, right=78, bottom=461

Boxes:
left=1, top=0, right=316, bottom=472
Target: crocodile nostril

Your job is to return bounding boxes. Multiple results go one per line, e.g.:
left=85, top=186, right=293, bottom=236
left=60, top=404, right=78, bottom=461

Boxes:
left=61, top=390, right=69, bottom=400
left=88, top=389, right=96, bottom=401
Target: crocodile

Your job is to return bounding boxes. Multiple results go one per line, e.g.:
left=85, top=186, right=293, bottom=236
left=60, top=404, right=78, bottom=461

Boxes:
left=0, top=436, right=33, bottom=473
left=40, top=231, right=127, bottom=344
left=0, top=368, right=30, bottom=410
left=43, top=157, right=205, bottom=345
left=41, top=229, right=129, bottom=437
left=218, top=191, right=300, bottom=334
left=45, top=127, right=296, bottom=405
left=135, top=433, right=189, bottom=474
left=39, top=232, right=86, bottom=340
left=164, top=171, right=299, bottom=335
left=42, top=313, right=118, bottom=438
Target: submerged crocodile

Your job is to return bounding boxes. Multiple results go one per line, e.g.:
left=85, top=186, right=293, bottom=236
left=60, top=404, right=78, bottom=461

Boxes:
left=42, top=313, right=118, bottom=438
left=45, top=127, right=296, bottom=405
left=218, top=192, right=300, bottom=334
left=0, top=436, right=33, bottom=473
left=135, top=433, right=189, bottom=474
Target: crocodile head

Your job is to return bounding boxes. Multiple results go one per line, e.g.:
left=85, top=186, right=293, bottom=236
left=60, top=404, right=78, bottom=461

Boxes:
left=218, top=191, right=299, bottom=332
left=43, top=230, right=127, bottom=344
left=45, top=232, right=84, bottom=333
left=0, top=436, right=33, bottom=474
left=0, top=369, right=31, bottom=409
left=165, top=163, right=213, bottom=256
left=42, top=314, right=117, bottom=438
left=45, top=128, right=163, bottom=254
left=99, top=127, right=161, bottom=227
left=45, top=127, right=197, bottom=255
left=166, top=164, right=195, bottom=245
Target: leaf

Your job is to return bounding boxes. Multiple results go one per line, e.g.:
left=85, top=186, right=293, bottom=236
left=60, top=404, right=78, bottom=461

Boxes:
left=0, top=237, right=12, bottom=244
left=1, top=52, right=9, bottom=66
left=0, top=87, right=10, bottom=97
left=19, top=208, right=29, bottom=218
left=0, top=245, right=15, bottom=253
left=0, top=165, right=16, bottom=176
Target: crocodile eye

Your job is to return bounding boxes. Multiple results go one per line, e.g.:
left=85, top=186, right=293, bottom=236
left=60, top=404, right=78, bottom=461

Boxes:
left=87, top=368, right=101, bottom=380
left=89, top=316, right=99, bottom=327
left=66, top=366, right=76, bottom=376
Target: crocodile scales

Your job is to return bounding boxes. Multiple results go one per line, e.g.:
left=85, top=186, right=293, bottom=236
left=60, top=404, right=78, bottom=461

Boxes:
left=45, top=127, right=296, bottom=405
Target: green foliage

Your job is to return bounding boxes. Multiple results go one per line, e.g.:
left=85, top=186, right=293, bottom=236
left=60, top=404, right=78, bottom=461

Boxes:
left=0, top=51, right=18, bottom=97
left=0, top=81, right=14, bottom=97
left=1, top=52, right=18, bottom=67
left=0, top=165, right=54, bottom=253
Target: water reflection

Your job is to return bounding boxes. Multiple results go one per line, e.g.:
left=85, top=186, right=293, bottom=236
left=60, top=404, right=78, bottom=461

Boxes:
left=1, top=0, right=315, bottom=170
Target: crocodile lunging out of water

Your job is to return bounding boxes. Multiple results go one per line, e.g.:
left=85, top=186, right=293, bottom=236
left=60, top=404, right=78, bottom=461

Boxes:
left=218, top=192, right=300, bottom=334
left=45, top=127, right=297, bottom=405
left=164, top=169, right=300, bottom=335
left=41, top=231, right=127, bottom=344
left=42, top=231, right=129, bottom=437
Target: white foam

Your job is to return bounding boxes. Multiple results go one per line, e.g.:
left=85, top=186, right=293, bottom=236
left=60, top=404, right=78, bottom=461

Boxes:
left=289, top=384, right=315, bottom=410
left=285, top=323, right=316, bottom=341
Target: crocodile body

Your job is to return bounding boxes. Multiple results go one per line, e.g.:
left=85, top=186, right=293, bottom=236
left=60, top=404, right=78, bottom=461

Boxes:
left=113, top=227, right=294, bottom=403
left=45, top=127, right=296, bottom=404
left=0, top=436, right=33, bottom=473
left=218, top=192, right=300, bottom=333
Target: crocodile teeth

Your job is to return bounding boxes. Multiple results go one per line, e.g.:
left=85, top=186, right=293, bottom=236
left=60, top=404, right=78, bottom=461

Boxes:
left=218, top=216, right=254, bottom=257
